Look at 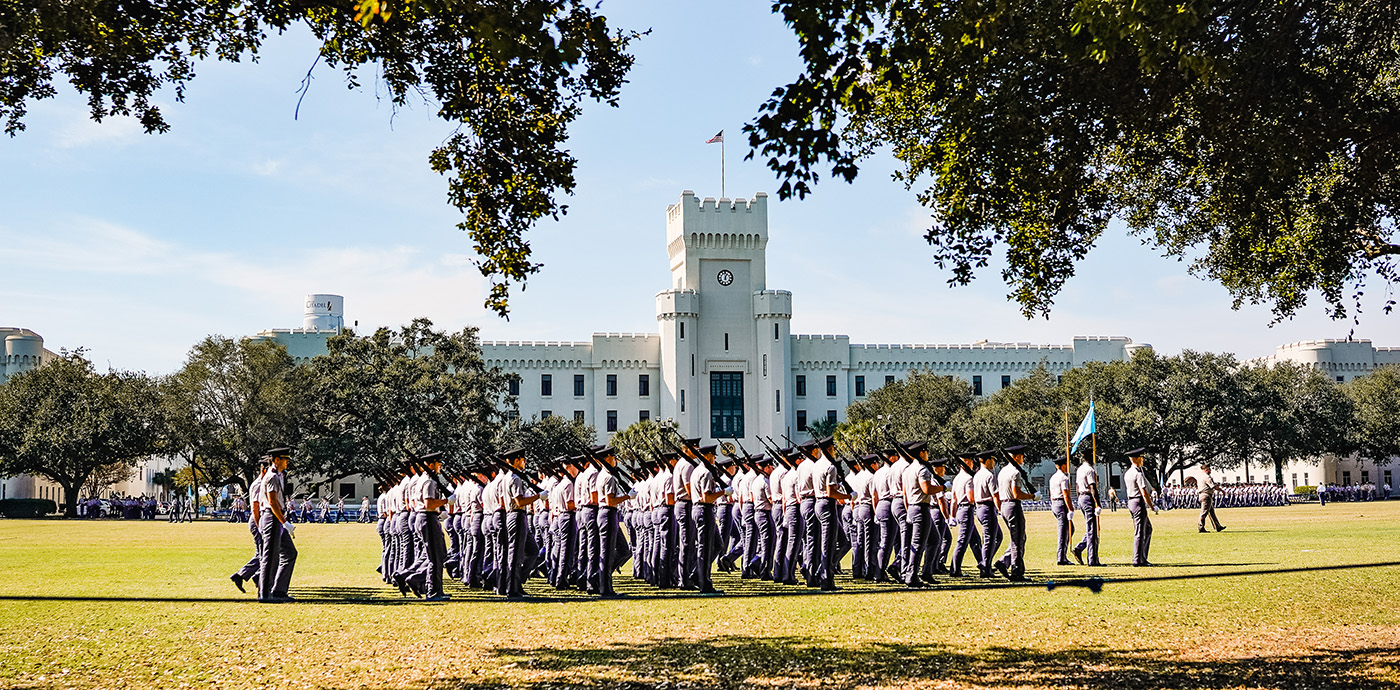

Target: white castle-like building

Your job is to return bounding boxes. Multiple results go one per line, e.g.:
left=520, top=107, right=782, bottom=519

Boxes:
left=6, top=191, right=1400, bottom=504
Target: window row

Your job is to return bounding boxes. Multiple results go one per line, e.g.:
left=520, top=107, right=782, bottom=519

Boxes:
left=508, top=373, right=650, bottom=398
left=531, top=409, right=650, bottom=432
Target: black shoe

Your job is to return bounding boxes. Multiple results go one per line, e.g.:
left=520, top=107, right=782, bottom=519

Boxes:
left=820, top=584, right=839, bottom=592
left=905, top=579, right=924, bottom=588
left=1216, top=526, right=1226, bottom=532
left=257, top=598, right=285, bottom=604
left=1072, top=549, right=1084, bottom=565
left=1056, top=560, right=1074, bottom=566
left=781, top=579, right=799, bottom=586
left=1199, top=528, right=1208, bottom=533
left=993, top=562, right=1009, bottom=578
left=978, top=569, right=994, bottom=578
left=230, top=575, right=246, bottom=593
left=698, top=587, right=724, bottom=595
left=274, top=594, right=296, bottom=603
left=424, top=594, right=451, bottom=601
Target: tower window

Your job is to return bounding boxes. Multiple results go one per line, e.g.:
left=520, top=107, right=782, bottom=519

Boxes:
left=606, top=374, right=617, bottom=397
left=796, top=375, right=807, bottom=397
left=796, top=410, right=807, bottom=431
left=855, top=376, right=865, bottom=396
left=763, top=354, right=768, bottom=377
left=691, top=354, right=695, bottom=377
left=972, top=375, right=982, bottom=396
left=776, top=390, right=781, bottom=412
left=680, top=322, right=685, bottom=339
left=508, top=377, right=520, bottom=396
left=639, top=374, right=650, bottom=397
left=1001, top=375, right=1011, bottom=390
left=724, top=333, right=729, bottom=351
left=606, top=410, right=618, bottom=433
left=680, top=389, right=686, bottom=413
left=826, top=375, right=836, bottom=397
left=574, top=374, right=585, bottom=397
left=774, top=323, right=779, bottom=340
left=541, top=374, right=552, bottom=397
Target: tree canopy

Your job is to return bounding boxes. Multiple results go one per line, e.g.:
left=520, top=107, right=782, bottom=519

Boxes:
left=748, top=0, right=1400, bottom=322
left=1, top=0, right=639, bottom=317
left=0, top=351, right=163, bottom=516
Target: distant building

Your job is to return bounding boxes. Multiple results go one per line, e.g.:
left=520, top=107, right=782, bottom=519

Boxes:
left=0, top=328, right=61, bottom=502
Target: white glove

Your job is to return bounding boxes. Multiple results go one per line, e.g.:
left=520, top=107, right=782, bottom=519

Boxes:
left=627, top=489, right=638, bottom=499
left=1094, top=508, right=1102, bottom=517
left=723, top=487, right=734, bottom=496
left=283, top=521, right=295, bottom=537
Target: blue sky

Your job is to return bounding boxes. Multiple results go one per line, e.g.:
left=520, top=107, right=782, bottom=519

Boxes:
left=3, top=0, right=1397, bottom=374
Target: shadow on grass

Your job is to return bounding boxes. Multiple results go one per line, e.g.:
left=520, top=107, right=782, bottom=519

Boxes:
left=422, top=635, right=1400, bottom=689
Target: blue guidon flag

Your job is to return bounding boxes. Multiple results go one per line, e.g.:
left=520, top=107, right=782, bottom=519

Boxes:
left=1070, top=400, right=1096, bottom=454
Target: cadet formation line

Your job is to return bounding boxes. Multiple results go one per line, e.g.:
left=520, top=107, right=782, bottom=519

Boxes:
left=231, top=436, right=1243, bottom=602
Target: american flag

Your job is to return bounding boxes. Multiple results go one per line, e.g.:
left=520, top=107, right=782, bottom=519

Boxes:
left=706, top=130, right=724, bottom=144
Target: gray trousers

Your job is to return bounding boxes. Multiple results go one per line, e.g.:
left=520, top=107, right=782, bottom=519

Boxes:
left=500, top=509, right=527, bottom=596
left=464, top=511, right=484, bottom=587
left=577, top=505, right=599, bottom=590
left=752, top=505, right=775, bottom=578
left=799, top=497, right=818, bottom=583
left=405, top=512, right=446, bottom=596
left=891, top=498, right=908, bottom=571
left=1129, top=497, right=1154, bottom=565
left=852, top=503, right=875, bottom=578
left=691, top=502, right=717, bottom=591
left=1074, top=495, right=1102, bottom=565
left=1051, top=498, right=1071, bottom=563
left=674, top=500, right=696, bottom=587
left=976, top=502, right=1003, bottom=574
left=815, top=497, right=839, bottom=588
left=256, top=515, right=296, bottom=600
left=597, top=506, right=620, bottom=595
left=874, top=499, right=896, bottom=578
left=552, top=510, right=577, bottom=588
left=1200, top=495, right=1223, bottom=531
left=951, top=503, right=982, bottom=575
left=235, top=520, right=263, bottom=580
left=996, top=500, right=1026, bottom=579
left=903, top=502, right=931, bottom=584
left=778, top=503, right=802, bottom=582
left=932, top=507, right=951, bottom=571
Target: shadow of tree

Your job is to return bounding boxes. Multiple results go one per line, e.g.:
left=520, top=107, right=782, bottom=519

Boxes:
left=418, top=635, right=1400, bottom=689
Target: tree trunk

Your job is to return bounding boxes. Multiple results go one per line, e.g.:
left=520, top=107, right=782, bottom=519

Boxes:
left=61, top=481, right=79, bottom=518
left=1274, top=457, right=1285, bottom=487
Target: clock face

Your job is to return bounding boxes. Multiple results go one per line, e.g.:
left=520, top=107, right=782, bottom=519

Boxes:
left=717, top=269, right=734, bottom=286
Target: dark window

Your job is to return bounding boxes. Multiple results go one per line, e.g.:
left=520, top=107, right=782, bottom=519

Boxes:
left=680, top=322, right=685, bottom=339
left=1337, top=376, right=1345, bottom=382
left=606, top=374, right=617, bottom=397
left=541, top=410, right=552, bottom=419
left=776, top=390, right=781, bottom=412
left=724, top=333, right=729, bottom=351
left=972, top=375, right=982, bottom=396
left=606, top=410, right=618, bottom=432
left=796, top=375, right=807, bottom=396
left=508, top=378, right=520, bottom=396
left=574, top=410, right=585, bottom=423
left=690, top=354, right=695, bottom=377
left=1343, top=471, right=1351, bottom=485
left=574, top=374, right=585, bottom=397
left=774, top=323, right=779, bottom=340
left=1362, top=470, right=1370, bottom=483
left=710, top=371, right=744, bottom=438
left=885, top=375, right=895, bottom=385
left=639, top=410, right=650, bottom=422
left=541, top=374, right=552, bottom=397
left=827, top=410, right=837, bottom=424
left=680, top=389, right=686, bottom=412
left=826, top=375, right=836, bottom=397
left=339, top=483, right=355, bottom=500
left=1001, top=375, right=1011, bottom=390
left=639, top=374, right=650, bottom=397
left=506, top=410, right=519, bottom=420
left=855, top=376, right=865, bottom=396
left=796, top=410, right=807, bottom=431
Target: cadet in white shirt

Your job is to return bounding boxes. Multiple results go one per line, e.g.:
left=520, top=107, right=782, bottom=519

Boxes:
left=672, top=444, right=699, bottom=589
left=549, top=459, right=580, bottom=589
left=971, top=452, right=1003, bottom=578
left=992, top=446, right=1035, bottom=581
left=402, top=452, right=451, bottom=600
left=1123, top=448, right=1157, bottom=566
left=498, top=448, right=541, bottom=599
left=776, top=450, right=804, bottom=585
left=810, top=437, right=850, bottom=591
left=848, top=454, right=878, bottom=580
left=574, top=459, right=600, bottom=594
left=1049, top=457, right=1075, bottom=565
left=230, top=458, right=269, bottom=594
left=899, top=442, right=938, bottom=587
left=886, top=448, right=911, bottom=579
left=870, top=452, right=897, bottom=582
left=689, top=447, right=728, bottom=594
left=1072, top=454, right=1104, bottom=566
left=748, top=456, right=776, bottom=580
left=256, top=447, right=297, bottom=603
left=593, top=447, right=631, bottom=597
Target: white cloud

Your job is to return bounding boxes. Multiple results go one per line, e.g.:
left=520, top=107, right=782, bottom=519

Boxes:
left=53, top=111, right=144, bottom=149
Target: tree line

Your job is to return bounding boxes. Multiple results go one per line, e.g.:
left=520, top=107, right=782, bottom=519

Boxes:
left=816, top=349, right=1400, bottom=488
left=0, top=319, right=592, bottom=518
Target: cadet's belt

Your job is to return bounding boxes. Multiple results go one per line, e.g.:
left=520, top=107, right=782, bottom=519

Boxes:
left=581, top=502, right=598, bottom=508
left=675, top=498, right=692, bottom=503
left=977, top=500, right=995, bottom=506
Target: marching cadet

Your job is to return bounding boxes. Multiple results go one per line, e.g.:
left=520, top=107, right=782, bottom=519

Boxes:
left=748, top=455, right=776, bottom=580
left=993, top=445, right=1034, bottom=581
left=549, top=458, right=579, bottom=589
left=793, top=442, right=819, bottom=586
left=776, top=447, right=803, bottom=585
left=404, top=452, right=451, bottom=600
left=689, top=447, right=728, bottom=595
left=483, top=466, right=506, bottom=592
left=810, top=437, right=849, bottom=591
left=847, top=454, right=877, bottom=580
left=1050, top=456, right=1074, bottom=565
left=498, top=447, right=539, bottom=599
left=871, top=451, right=896, bottom=582
left=900, top=442, right=937, bottom=587
left=885, top=446, right=910, bottom=580
left=461, top=471, right=487, bottom=588
left=672, top=441, right=700, bottom=590
left=929, top=457, right=952, bottom=574
left=1197, top=464, right=1226, bottom=533
left=257, top=447, right=297, bottom=603
left=594, top=447, right=631, bottom=597
left=768, top=453, right=790, bottom=582
left=1123, top=448, right=1157, bottom=566
left=949, top=452, right=983, bottom=577
left=722, top=460, right=748, bottom=574
left=654, top=455, right=677, bottom=589
left=1072, top=452, right=1105, bottom=566
left=574, top=454, right=599, bottom=594
left=230, top=456, right=269, bottom=593
left=972, top=451, right=1003, bottom=578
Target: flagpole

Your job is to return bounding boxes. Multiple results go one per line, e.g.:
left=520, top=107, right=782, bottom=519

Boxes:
left=721, top=136, right=726, bottom=199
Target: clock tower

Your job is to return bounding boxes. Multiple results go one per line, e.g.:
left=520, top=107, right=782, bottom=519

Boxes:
left=656, top=191, right=793, bottom=446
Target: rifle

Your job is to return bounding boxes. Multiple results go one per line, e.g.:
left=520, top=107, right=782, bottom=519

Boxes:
left=755, top=436, right=793, bottom=469
left=569, top=439, right=633, bottom=494
left=783, top=432, right=853, bottom=496
left=998, top=448, right=1039, bottom=499
left=661, top=428, right=727, bottom=486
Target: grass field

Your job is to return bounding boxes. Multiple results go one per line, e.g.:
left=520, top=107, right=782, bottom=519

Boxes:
left=1, top=502, right=1398, bottom=690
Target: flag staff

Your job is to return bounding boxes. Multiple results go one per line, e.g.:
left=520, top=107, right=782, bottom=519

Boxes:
left=706, top=130, right=725, bottom=198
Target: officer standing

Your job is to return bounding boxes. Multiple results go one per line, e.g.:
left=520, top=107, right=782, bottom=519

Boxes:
left=1049, top=457, right=1074, bottom=565
left=993, top=446, right=1034, bottom=581
left=1197, top=464, right=1226, bottom=533
left=1072, top=453, right=1104, bottom=566
left=1123, top=448, right=1157, bottom=566
left=257, top=447, right=297, bottom=603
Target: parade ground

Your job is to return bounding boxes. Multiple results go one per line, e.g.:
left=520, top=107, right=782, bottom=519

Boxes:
left=2, top=503, right=1398, bottom=690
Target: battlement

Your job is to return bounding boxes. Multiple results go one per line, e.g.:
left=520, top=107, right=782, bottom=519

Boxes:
left=1276, top=339, right=1374, bottom=350
left=481, top=341, right=591, bottom=348
left=851, top=342, right=1071, bottom=351
left=792, top=334, right=850, bottom=341
left=1072, top=336, right=1133, bottom=343
left=592, top=333, right=661, bottom=342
